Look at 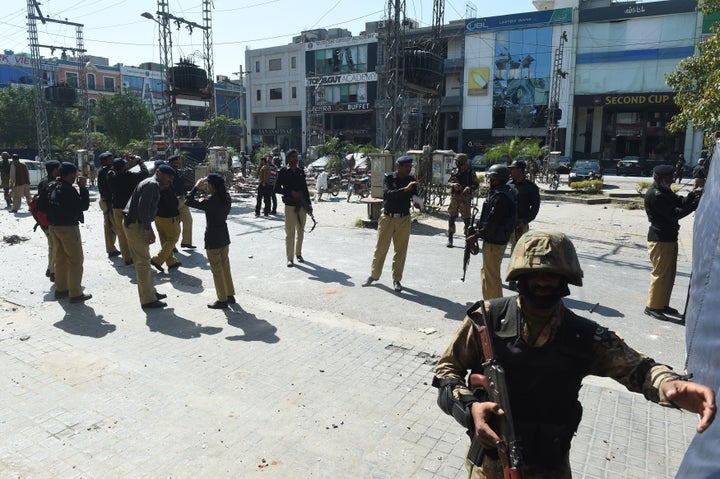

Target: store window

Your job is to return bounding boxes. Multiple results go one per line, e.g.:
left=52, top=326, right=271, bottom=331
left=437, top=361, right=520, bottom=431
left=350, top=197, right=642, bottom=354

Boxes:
left=270, top=88, right=282, bottom=100
left=315, top=45, right=368, bottom=75
left=492, top=27, right=552, bottom=129
left=291, top=56, right=297, bottom=69
left=269, top=58, right=282, bottom=71
left=87, top=73, right=96, bottom=90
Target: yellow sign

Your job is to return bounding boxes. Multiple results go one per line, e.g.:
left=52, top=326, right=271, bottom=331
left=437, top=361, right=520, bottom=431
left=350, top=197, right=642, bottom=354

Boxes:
left=468, top=68, right=489, bottom=96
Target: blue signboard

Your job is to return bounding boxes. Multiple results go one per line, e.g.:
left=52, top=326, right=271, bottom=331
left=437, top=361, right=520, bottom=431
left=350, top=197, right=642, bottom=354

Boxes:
left=465, top=8, right=572, bottom=34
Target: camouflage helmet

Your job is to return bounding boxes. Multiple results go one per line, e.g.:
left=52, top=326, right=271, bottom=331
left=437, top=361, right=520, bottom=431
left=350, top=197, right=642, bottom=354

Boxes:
left=486, top=164, right=510, bottom=183
left=455, top=153, right=468, bottom=166
left=506, top=230, right=583, bottom=286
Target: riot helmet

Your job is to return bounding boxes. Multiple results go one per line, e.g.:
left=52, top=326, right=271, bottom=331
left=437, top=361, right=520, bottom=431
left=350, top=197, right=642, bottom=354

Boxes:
left=486, top=164, right=510, bottom=183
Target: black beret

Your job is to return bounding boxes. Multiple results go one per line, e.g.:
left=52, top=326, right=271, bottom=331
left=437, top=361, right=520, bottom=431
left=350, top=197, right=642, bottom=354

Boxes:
left=167, top=154, right=181, bottom=162
left=45, top=160, right=61, bottom=174
left=112, top=158, right=127, bottom=171
left=157, top=164, right=176, bottom=176
left=396, top=155, right=413, bottom=164
left=653, top=164, right=675, bottom=176
left=59, top=162, right=78, bottom=176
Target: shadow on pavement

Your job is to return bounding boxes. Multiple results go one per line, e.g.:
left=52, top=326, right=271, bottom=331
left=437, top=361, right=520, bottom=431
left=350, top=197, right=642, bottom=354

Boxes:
left=145, top=308, right=222, bottom=339
left=224, top=306, right=279, bottom=343
left=294, top=260, right=352, bottom=286
left=156, top=269, right=205, bottom=293
left=372, top=284, right=470, bottom=321
left=411, top=221, right=446, bottom=237
left=54, top=302, right=117, bottom=338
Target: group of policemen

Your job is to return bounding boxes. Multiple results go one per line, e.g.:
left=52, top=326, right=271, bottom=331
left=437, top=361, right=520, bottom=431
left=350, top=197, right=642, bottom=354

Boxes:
left=34, top=152, right=194, bottom=308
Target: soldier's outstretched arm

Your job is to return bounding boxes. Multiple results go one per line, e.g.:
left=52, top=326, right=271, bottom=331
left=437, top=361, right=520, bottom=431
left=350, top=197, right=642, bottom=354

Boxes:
left=661, top=380, right=717, bottom=433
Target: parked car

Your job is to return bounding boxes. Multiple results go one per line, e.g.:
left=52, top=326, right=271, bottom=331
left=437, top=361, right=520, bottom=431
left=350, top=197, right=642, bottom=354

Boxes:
left=19, top=159, right=46, bottom=187
left=616, top=156, right=644, bottom=176
left=469, top=155, right=489, bottom=172
left=568, top=159, right=602, bottom=185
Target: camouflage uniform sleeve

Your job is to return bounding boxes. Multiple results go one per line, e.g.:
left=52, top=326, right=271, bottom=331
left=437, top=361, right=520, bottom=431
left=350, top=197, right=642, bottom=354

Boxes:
left=435, top=314, right=485, bottom=402
left=588, top=327, right=684, bottom=407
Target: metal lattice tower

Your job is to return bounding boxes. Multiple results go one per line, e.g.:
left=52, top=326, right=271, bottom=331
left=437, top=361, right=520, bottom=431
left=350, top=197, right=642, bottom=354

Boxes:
left=26, top=0, right=50, bottom=162
left=202, top=0, right=214, bottom=119
left=27, top=0, right=88, bottom=161
left=424, top=0, right=445, bottom=151
left=380, top=0, right=407, bottom=153
left=545, top=31, right=568, bottom=153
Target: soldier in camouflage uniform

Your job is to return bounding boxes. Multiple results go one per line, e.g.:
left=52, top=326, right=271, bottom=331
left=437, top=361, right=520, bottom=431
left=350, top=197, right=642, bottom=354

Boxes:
left=433, top=230, right=716, bottom=479
left=446, top=153, right=480, bottom=248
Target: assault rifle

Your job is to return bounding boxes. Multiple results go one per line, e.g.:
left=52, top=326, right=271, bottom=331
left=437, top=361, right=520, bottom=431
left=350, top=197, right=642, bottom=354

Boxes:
left=467, top=301, right=524, bottom=479
left=461, top=206, right=480, bottom=282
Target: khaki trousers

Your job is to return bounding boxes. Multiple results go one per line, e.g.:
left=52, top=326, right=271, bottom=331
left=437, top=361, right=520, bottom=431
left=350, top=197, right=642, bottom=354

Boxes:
left=177, top=200, right=193, bottom=245
left=11, top=184, right=31, bottom=210
left=42, top=227, right=56, bottom=274
left=647, top=240, right=678, bottom=309
left=113, top=208, right=132, bottom=262
left=124, top=222, right=158, bottom=305
left=509, top=222, right=530, bottom=254
left=50, top=225, right=84, bottom=296
left=99, top=199, right=119, bottom=254
left=207, top=246, right=235, bottom=302
left=370, top=215, right=411, bottom=282
left=152, top=216, right=180, bottom=267
left=284, top=205, right=307, bottom=260
left=482, top=241, right=506, bottom=300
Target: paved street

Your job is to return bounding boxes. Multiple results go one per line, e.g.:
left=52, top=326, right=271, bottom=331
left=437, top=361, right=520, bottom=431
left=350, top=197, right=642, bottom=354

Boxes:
left=0, top=177, right=699, bottom=478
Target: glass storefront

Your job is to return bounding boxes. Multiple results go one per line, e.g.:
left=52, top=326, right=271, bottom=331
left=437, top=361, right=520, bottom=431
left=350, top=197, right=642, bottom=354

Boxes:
left=493, top=27, right=552, bottom=129
left=313, top=45, right=368, bottom=75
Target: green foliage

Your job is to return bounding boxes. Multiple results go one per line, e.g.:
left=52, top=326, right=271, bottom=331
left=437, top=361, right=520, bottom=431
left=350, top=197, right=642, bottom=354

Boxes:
left=569, top=179, right=604, bottom=194
left=666, top=2, right=720, bottom=139
left=484, top=137, right=542, bottom=164
left=96, top=92, right=153, bottom=146
left=0, top=86, right=37, bottom=147
left=197, top=115, right=243, bottom=149
left=253, top=145, right=278, bottom=164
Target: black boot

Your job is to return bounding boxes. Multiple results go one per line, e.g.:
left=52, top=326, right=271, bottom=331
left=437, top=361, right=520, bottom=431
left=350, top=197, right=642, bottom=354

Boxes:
left=446, top=234, right=453, bottom=248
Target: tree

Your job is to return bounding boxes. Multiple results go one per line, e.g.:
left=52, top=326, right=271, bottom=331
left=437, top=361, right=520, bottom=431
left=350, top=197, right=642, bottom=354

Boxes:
left=665, top=1, right=720, bottom=139
left=96, top=92, right=153, bottom=146
left=197, top=115, right=243, bottom=148
left=0, top=86, right=37, bottom=148
left=484, top=137, right=542, bottom=165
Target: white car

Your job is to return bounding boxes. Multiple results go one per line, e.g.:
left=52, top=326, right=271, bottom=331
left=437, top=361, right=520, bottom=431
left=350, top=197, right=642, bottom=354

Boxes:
left=18, top=159, right=46, bottom=187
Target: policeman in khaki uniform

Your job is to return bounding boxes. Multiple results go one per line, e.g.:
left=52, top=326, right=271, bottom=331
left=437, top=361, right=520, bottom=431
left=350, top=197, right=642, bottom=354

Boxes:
left=123, top=164, right=176, bottom=309
left=433, top=230, right=716, bottom=479
left=507, top=160, right=541, bottom=290
left=643, top=164, right=700, bottom=322
left=468, top=164, right=516, bottom=300
left=168, top=155, right=195, bottom=249
left=47, top=162, right=92, bottom=303
left=363, top=155, right=421, bottom=292
left=446, top=153, right=479, bottom=248
left=96, top=151, right=121, bottom=258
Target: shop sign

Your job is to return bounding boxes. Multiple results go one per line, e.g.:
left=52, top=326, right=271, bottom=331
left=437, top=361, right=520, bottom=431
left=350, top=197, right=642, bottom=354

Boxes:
left=310, top=102, right=371, bottom=113
left=465, top=8, right=571, bottom=34
left=579, top=0, right=696, bottom=23
left=616, top=123, right=642, bottom=137
left=575, top=93, right=675, bottom=108
left=305, top=33, right=377, bottom=50
left=251, top=128, right=296, bottom=135
left=306, top=72, right=377, bottom=86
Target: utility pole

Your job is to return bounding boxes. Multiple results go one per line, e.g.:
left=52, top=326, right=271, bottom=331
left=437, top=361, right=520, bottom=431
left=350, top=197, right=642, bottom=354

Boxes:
left=27, top=0, right=88, bottom=161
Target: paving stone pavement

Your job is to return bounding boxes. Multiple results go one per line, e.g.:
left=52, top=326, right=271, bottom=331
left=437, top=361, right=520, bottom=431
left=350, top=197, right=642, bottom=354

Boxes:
left=0, top=179, right=701, bottom=478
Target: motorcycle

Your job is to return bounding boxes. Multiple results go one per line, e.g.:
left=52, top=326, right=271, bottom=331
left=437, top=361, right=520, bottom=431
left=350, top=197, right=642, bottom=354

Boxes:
left=327, top=174, right=340, bottom=197
left=347, top=175, right=371, bottom=202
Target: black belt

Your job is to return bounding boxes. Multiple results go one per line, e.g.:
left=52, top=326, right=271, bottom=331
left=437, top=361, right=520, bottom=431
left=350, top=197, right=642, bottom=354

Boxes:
left=383, top=211, right=409, bottom=218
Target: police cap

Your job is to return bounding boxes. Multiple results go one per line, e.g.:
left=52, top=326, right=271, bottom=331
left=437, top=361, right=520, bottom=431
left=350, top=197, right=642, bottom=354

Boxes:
left=112, top=158, right=127, bottom=171
left=45, top=160, right=61, bottom=174
left=508, top=160, right=526, bottom=169
left=157, top=164, right=176, bottom=176
left=653, top=164, right=675, bottom=177
left=59, top=162, right=78, bottom=176
left=98, top=151, right=113, bottom=161
left=167, top=154, right=181, bottom=162
left=396, top=155, right=413, bottom=165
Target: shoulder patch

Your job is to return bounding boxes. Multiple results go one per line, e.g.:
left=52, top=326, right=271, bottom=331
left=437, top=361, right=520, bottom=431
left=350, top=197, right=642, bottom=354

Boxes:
left=593, top=326, right=609, bottom=340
